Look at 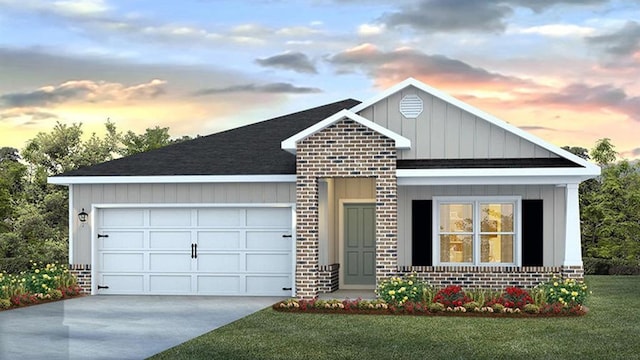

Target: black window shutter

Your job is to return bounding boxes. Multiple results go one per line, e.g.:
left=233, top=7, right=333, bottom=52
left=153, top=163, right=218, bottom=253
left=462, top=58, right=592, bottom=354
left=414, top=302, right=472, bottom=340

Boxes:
left=412, top=200, right=432, bottom=266
left=522, top=200, right=543, bottom=266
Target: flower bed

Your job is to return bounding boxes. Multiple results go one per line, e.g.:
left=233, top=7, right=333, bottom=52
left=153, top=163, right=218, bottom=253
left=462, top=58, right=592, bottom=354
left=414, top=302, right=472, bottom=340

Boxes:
left=273, top=275, right=589, bottom=317
left=0, top=262, right=83, bottom=311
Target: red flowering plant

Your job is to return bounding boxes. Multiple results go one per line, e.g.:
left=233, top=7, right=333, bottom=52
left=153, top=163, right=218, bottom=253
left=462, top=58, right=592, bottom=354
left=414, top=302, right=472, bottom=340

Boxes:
left=433, top=285, right=471, bottom=307
left=498, top=286, right=534, bottom=310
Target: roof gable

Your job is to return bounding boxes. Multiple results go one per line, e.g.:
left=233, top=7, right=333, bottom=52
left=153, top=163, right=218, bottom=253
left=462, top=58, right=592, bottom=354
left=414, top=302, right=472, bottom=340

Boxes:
left=350, top=78, right=599, bottom=173
left=281, top=109, right=411, bottom=154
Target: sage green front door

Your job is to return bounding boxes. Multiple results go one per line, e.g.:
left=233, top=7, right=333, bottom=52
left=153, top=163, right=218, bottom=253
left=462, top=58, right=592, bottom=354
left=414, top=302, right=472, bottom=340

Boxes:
left=344, top=204, right=376, bottom=285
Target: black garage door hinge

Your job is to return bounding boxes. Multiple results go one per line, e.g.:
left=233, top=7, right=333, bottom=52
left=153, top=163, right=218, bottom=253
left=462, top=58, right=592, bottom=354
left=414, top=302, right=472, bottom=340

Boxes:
left=282, top=287, right=292, bottom=291
left=282, top=234, right=292, bottom=238
left=97, top=234, right=109, bottom=238
left=97, top=285, right=109, bottom=290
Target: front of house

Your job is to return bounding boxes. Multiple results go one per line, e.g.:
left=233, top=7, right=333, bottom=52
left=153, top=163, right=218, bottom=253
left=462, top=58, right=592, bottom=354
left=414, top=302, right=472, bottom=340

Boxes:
left=49, top=78, right=600, bottom=299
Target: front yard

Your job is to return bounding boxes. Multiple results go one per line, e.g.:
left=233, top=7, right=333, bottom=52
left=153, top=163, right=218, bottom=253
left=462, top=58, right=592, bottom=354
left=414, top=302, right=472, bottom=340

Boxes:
left=150, top=275, right=640, bottom=360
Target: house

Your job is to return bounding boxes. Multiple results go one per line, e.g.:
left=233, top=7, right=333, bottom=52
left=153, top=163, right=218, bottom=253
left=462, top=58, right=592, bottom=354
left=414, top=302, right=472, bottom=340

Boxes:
left=49, top=78, right=600, bottom=299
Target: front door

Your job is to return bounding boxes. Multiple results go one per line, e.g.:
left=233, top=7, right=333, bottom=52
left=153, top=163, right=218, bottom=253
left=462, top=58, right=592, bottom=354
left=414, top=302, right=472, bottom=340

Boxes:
left=343, top=204, right=376, bottom=286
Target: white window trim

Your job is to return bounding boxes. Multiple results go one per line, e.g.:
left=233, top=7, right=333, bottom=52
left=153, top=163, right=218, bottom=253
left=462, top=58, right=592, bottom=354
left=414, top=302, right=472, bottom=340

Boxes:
left=432, top=196, right=522, bottom=267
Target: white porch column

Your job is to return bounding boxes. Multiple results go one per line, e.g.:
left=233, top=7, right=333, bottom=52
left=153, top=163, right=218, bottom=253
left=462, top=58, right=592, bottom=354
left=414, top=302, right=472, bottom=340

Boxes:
left=563, top=183, right=583, bottom=266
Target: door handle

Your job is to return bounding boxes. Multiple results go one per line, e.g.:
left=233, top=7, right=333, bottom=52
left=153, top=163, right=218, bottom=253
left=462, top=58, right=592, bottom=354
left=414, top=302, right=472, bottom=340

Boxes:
left=191, top=244, right=194, bottom=259
left=194, top=243, right=197, bottom=259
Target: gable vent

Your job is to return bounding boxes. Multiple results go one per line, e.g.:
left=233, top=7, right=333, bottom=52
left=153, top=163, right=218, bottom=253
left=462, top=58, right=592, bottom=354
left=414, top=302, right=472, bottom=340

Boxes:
left=399, top=94, right=423, bottom=118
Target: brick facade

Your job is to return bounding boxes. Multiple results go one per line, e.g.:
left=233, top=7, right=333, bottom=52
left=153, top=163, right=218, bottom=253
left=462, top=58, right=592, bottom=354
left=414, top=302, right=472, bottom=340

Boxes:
left=397, top=265, right=584, bottom=290
left=69, top=264, right=91, bottom=294
left=318, top=264, right=340, bottom=293
left=295, top=119, right=397, bottom=299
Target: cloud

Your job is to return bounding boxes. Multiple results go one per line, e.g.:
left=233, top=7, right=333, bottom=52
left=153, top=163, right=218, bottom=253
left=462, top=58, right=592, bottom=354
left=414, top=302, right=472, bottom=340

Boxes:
left=0, top=109, right=59, bottom=121
left=192, top=82, right=322, bottom=95
left=519, top=125, right=557, bottom=132
left=382, top=0, right=512, bottom=33
left=379, top=0, right=609, bottom=33
left=587, top=21, right=640, bottom=56
left=0, top=79, right=166, bottom=108
left=255, top=52, right=318, bottom=74
left=515, top=24, right=595, bottom=37
left=526, top=83, right=640, bottom=121
left=357, top=23, right=385, bottom=36
left=327, top=44, right=534, bottom=90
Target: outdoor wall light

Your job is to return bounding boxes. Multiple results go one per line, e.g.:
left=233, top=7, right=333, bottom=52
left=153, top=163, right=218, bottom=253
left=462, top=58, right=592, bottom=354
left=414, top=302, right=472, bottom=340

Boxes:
left=78, top=208, right=89, bottom=223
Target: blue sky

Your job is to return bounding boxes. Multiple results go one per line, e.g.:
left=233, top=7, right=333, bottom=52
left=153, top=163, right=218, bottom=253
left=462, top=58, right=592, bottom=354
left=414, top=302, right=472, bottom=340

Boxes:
left=1, top=0, right=639, bottom=158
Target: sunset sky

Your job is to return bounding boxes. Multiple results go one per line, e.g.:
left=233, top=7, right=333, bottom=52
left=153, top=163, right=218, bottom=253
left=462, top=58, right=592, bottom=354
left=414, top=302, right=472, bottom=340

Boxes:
left=1, top=0, right=639, bottom=159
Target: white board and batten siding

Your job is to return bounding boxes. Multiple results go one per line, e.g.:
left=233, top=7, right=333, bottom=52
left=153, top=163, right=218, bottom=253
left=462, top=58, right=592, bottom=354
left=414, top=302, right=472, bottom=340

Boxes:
left=396, top=185, right=566, bottom=267
left=71, top=183, right=295, bottom=264
left=95, top=206, right=293, bottom=296
left=357, top=85, right=559, bottom=160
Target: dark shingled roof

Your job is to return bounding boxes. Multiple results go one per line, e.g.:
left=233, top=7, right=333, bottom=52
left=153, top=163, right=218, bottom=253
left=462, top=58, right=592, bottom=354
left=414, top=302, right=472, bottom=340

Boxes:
left=57, top=99, right=361, bottom=177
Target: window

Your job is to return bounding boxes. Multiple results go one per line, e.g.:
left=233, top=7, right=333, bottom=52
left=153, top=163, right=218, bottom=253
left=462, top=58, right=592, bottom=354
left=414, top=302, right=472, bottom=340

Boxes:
left=434, top=197, right=520, bottom=266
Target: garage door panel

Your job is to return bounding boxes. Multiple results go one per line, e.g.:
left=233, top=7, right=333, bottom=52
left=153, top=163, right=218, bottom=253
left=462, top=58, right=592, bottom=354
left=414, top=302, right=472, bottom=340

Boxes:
left=149, top=231, right=192, bottom=249
left=246, top=275, right=291, bottom=295
left=246, top=231, right=290, bottom=250
left=246, top=208, right=290, bottom=227
left=100, top=231, right=144, bottom=249
left=246, top=253, right=290, bottom=272
left=197, top=254, right=240, bottom=272
left=102, top=275, right=144, bottom=293
left=197, top=276, right=241, bottom=294
left=97, top=206, right=292, bottom=296
left=197, top=231, right=241, bottom=249
left=150, top=209, right=191, bottom=227
left=149, top=275, right=192, bottom=293
left=198, top=209, right=243, bottom=227
left=102, top=253, right=144, bottom=272
left=149, top=253, right=191, bottom=272
left=103, top=209, right=144, bottom=227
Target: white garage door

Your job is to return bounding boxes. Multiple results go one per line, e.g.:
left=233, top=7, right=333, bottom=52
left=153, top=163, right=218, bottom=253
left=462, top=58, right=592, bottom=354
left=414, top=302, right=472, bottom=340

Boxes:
left=95, top=206, right=293, bottom=296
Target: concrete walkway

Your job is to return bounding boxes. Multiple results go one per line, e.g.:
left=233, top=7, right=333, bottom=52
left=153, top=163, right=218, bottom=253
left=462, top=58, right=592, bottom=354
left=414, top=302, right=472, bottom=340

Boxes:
left=0, top=295, right=283, bottom=360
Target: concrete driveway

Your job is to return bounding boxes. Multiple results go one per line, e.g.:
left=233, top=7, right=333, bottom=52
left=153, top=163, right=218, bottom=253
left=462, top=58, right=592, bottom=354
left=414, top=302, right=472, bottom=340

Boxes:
left=0, top=295, right=283, bottom=360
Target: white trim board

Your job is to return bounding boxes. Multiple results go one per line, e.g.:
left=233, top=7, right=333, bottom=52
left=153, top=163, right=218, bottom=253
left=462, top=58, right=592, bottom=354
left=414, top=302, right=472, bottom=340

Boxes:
left=350, top=78, right=601, bottom=174
left=397, top=168, right=597, bottom=186
left=281, top=109, right=411, bottom=154
left=49, top=174, right=296, bottom=185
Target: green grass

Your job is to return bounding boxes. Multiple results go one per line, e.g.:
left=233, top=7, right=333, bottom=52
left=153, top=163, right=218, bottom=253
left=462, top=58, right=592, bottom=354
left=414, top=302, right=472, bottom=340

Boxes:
left=149, top=276, right=640, bottom=360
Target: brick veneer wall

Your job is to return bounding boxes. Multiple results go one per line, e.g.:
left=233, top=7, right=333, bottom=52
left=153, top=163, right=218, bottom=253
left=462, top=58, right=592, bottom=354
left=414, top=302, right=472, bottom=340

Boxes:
left=69, top=264, right=91, bottom=293
left=318, top=264, right=340, bottom=293
left=296, top=119, right=397, bottom=299
left=397, top=265, right=584, bottom=290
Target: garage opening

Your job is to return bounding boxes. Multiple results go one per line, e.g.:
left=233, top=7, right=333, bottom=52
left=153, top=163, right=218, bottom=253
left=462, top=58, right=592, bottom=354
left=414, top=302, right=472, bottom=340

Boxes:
left=94, top=205, right=294, bottom=296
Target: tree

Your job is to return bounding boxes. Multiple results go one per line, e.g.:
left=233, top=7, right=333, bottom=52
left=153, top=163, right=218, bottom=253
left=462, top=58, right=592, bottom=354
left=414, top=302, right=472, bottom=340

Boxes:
left=590, top=138, right=617, bottom=165
left=1, top=120, right=186, bottom=273
left=562, top=146, right=590, bottom=160
left=578, top=139, right=640, bottom=264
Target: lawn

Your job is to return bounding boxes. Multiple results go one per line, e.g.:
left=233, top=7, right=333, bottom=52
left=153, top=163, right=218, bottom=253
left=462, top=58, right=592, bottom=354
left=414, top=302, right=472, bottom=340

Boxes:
left=149, top=276, right=640, bottom=360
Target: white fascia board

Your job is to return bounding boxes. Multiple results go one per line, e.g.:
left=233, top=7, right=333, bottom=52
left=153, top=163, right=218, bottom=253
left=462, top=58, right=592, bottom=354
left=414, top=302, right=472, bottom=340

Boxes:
left=350, top=78, right=601, bottom=172
left=397, top=167, right=599, bottom=186
left=281, top=109, right=411, bottom=154
left=48, top=174, right=296, bottom=185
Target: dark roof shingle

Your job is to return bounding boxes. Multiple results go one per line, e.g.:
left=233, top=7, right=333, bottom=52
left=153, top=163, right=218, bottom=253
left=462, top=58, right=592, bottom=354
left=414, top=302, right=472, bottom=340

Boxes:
left=57, top=99, right=361, bottom=177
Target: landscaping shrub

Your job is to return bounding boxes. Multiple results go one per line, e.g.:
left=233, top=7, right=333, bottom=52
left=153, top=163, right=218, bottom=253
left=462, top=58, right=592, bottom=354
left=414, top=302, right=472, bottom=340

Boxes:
left=536, top=276, right=589, bottom=307
left=487, top=287, right=534, bottom=309
left=376, top=274, right=430, bottom=306
left=0, top=262, right=81, bottom=311
left=433, top=285, right=471, bottom=307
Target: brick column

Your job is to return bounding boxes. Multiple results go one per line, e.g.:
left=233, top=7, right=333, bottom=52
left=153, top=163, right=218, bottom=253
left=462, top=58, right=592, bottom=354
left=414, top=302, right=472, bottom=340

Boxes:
left=294, top=119, right=397, bottom=299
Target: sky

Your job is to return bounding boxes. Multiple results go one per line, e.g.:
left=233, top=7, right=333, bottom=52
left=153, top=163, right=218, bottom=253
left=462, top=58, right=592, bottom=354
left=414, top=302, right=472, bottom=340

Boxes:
left=1, top=0, right=639, bottom=159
